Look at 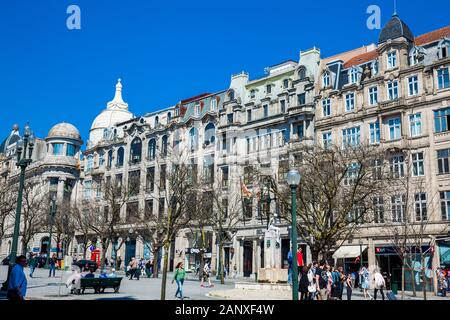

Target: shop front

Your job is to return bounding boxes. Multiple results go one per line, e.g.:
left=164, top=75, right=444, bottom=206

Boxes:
left=333, top=245, right=368, bottom=275
left=184, top=247, right=212, bottom=273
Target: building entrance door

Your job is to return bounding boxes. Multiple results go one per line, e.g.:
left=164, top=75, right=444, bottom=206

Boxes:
left=243, top=241, right=253, bottom=277
left=125, top=239, right=136, bottom=267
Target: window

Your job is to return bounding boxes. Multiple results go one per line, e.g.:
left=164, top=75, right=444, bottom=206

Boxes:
left=84, top=180, right=92, bottom=199
left=146, top=167, right=155, bottom=192
left=437, top=148, right=450, bottom=174
left=66, top=144, right=76, bottom=157
left=297, top=93, right=306, bottom=105
left=283, top=79, right=289, bottom=89
left=222, top=198, right=228, bottom=219
left=345, top=92, right=355, bottom=112
left=266, top=84, right=272, bottom=94
left=441, top=191, right=450, bottom=220
left=412, top=152, right=424, bottom=176
left=298, top=67, right=306, bottom=79
left=221, top=166, right=229, bottom=187
left=52, top=143, right=64, bottom=156
left=228, top=90, right=235, bottom=101
left=322, top=99, right=331, bottom=117
left=391, top=194, right=406, bottom=223
left=280, top=100, right=286, bottom=113
left=130, top=137, right=142, bottom=164
left=296, top=123, right=304, bottom=140
left=203, top=154, right=214, bottom=184
left=387, top=51, right=397, bottom=69
left=388, top=117, right=401, bottom=140
left=161, top=135, right=168, bottom=156
left=373, top=196, right=385, bottom=223
left=434, top=107, right=450, bottom=133
left=86, top=155, right=94, bottom=171
left=107, top=150, right=113, bottom=168
left=244, top=198, right=252, bottom=219
left=250, top=89, right=256, bottom=99
left=154, top=116, right=159, bottom=126
left=158, top=198, right=165, bottom=220
left=128, top=170, right=140, bottom=196
left=210, top=98, right=217, bottom=111
left=322, top=132, right=332, bottom=149
left=408, top=75, right=419, bottom=96
left=204, top=123, right=216, bottom=145
left=409, top=113, right=422, bottom=137
left=322, top=72, right=330, bottom=87
left=342, top=127, right=360, bottom=148
left=263, top=105, right=269, bottom=118
left=148, top=139, right=156, bottom=160
left=387, top=80, right=399, bottom=100
left=372, top=158, right=383, bottom=180
left=369, top=121, right=380, bottom=144
left=371, top=60, right=378, bottom=76
left=116, top=147, right=124, bottom=167
left=247, top=109, right=252, bottom=122
left=159, top=164, right=166, bottom=189
left=369, top=86, right=378, bottom=105
left=98, top=151, right=104, bottom=166
left=194, top=103, right=200, bottom=116
left=349, top=68, right=358, bottom=84
left=344, top=162, right=360, bottom=185
left=227, top=113, right=233, bottom=124
left=438, top=40, right=450, bottom=59
left=167, top=112, right=172, bottom=122
left=189, top=128, right=198, bottom=151
left=222, top=134, right=227, bottom=151
left=145, top=200, right=153, bottom=218
left=390, top=154, right=405, bottom=178
left=438, top=67, right=450, bottom=89
left=415, top=193, right=427, bottom=221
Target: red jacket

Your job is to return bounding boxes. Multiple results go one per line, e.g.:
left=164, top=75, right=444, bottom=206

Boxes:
left=297, top=251, right=304, bottom=267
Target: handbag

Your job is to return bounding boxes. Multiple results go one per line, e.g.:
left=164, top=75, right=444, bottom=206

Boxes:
left=307, top=283, right=316, bottom=293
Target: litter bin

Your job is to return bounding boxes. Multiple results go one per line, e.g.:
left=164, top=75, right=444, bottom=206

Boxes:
left=391, top=283, right=398, bottom=295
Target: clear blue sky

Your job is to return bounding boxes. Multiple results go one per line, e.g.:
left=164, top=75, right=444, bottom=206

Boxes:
left=0, top=0, right=448, bottom=142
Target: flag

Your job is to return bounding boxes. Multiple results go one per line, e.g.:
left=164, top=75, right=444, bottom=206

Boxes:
left=253, top=183, right=261, bottom=200
left=241, top=180, right=252, bottom=198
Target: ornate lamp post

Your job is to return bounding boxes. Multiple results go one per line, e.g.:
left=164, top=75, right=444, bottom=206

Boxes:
left=1, top=124, right=35, bottom=290
left=287, top=169, right=301, bottom=301
left=45, top=194, right=57, bottom=268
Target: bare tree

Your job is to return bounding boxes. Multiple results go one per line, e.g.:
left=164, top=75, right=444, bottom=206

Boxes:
left=0, top=178, right=15, bottom=251
left=72, top=202, right=97, bottom=259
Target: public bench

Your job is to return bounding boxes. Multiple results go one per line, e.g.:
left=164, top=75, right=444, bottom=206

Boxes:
left=79, top=277, right=123, bottom=294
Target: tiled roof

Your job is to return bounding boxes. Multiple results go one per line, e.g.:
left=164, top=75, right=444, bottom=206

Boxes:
left=344, top=50, right=379, bottom=69
left=180, top=93, right=211, bottom=104
left=415, top=25, right=450, bottom=46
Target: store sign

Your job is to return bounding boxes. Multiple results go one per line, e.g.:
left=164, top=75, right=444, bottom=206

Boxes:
left=375, top=246, right=430, bottom=256
left=185, top=248, right=210, bottom=255
left=32, top=247, right=40, bottom=253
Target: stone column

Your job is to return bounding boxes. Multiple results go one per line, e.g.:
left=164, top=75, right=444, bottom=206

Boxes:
left=57, top=177, right=66, bottom=201
left=368, top=238, right=376, bottom=268
left=239, top=238, right=244, bottom=276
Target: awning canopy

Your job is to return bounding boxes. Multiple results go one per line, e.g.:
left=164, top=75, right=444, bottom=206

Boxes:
left=332, top=245, right=367, bottom=260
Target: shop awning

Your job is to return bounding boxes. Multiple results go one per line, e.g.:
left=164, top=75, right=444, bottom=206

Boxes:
left=332, top=245, right=367, bottom=259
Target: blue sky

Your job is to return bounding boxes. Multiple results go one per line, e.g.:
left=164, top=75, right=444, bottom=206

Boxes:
left=0, top=0, right=449, bottom=142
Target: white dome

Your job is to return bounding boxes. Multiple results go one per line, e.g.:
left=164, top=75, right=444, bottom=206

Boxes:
left=48, top=122, right=81, bottom=141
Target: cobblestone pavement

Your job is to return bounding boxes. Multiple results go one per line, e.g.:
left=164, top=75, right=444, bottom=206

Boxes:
left=0, top=266, right=448, bottom=300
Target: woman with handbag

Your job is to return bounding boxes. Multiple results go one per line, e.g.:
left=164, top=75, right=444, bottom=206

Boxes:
left=299, top=266, right=310, bottom=300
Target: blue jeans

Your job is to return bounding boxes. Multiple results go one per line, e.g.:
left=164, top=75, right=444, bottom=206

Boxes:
left=288, top=267, right=292, bottom=284
left=29, top=266, right=36, bottom=277
left=175, top=279, right=184, bottom=298
left=49, top=265, right=56, bottom=277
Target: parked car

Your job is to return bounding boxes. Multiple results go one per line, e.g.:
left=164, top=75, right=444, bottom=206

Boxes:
left=75, top=259, right=98, bottom=272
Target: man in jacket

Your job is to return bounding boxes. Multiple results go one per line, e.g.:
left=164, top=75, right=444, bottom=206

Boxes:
left=129, top=257, right=139, bottom=280
left=8, top=255, right=28, bottom=300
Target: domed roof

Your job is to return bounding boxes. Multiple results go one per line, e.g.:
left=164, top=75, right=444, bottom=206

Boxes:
left=47, top=122, right=81, bottom=140
left=0, top=125, right=21, bottom=154
left=378, top=13, right=414, bottom=44
left=91, top=108, right=133, bottom=130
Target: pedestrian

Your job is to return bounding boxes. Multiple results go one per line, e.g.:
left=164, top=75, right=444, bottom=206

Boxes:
left=104, top=257, right=109, bottom=267
left=307, top=263, right=316, bottom=300
left=360, top=266, right=373, bottom=300
left=297, top=247, right=304, bottom=268
left=299, top=265, right=310, bottom=300
left=117, top=257, right=122, bottom=270
left=287, top=249, right=293, bottom=284
left=49, top=254, right=57, bottom=277
left=345, top=272, right=353, bottom=300
left=373, top=268, right=386, bottom=300
left=438, top=269, right=448, bottom=296
left=315, top=260, right=328, bottom=300
left=172, top=262, right=186, bottom=299
left=200, top=262, right=213, bottom=287
left=7, top=255, right=28, bottom=301
left=145, top=260, right=152, bottom=278
left=139, top=258, right=145, bottom=276
left=232, top=264, right=237, bottom=279
left=129, top=257, right=139, bottom=280
left=326, top=265, right=333, bottom=299
left=66, top=266, right=82, bottom=294
left=28, top=253, right=38, bottom=278
left=335, top=266, right=345, bottom=300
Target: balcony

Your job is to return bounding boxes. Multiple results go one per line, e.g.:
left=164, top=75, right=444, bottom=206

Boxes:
left=91, top=166, right=105, bottom=176
left=287, top=102, right=314, bottom=116
left=378, top=97, right=405, bottom=111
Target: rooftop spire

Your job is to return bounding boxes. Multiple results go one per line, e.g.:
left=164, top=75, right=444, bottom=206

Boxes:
left=393, top=0, right=398, bottom=16
left=107, top=78, right=128, bottom=110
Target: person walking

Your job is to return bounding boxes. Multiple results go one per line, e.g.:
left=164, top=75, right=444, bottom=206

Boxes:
left=306, top=263, right=316, bottom=300
left=287, top=249, right=293, bottom=284
left=145, top=260, right=152, bottom=278
left=117, top=257, right=122, bottom=270
left=28, top=253, right=38, bottom=278
left=360, top=266, right=373, bottom=300
left=345, top=272, right=354, bottom=300
left=129, top=257, right=139, bottom=280
left=49, top=254, right=57, bottom=277
left=297, top=248, right=304, bottom=268
left=200, top=262, right=213, bottom=287
left=315, top=260, right=328, bottom=300
left=373, top=268, right=386, bottom=300
left=337, top=266, right=345, bottom=300
left=326, top=265, right=333, bottom=299
left=7, top=255, right=28, bottom=301
left=299, top=265, right=310, bottom=300
left=172, top=262, right=186, bottom=299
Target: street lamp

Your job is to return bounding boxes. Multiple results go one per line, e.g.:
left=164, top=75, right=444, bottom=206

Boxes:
left=286, top=169, right=300, bottom=301
left=358, top=239, right=363, bottom=289
left=46, top=194, right=57, bottom=268
left=1, top=124, right=35, bottom=291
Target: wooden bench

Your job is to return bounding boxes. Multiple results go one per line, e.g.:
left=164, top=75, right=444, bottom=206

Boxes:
left=79, top=277, right=122, bottom=294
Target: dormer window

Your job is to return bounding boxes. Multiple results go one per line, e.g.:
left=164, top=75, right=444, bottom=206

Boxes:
left=387, top=51, right=397, bottom=69
left=167, top=112, right=172, bottom=122
left=283, top=79, right=289, bottom=89
left=322, top=72, right=330, bottom=87
left=371, top=60, right=379, bottom=76
left=210, top=98, right=217, bottom=111
left=195, top=103, right=200, bottom=116
left=154, top=116, right=159, bottom=126
left=250, top=89, right=256, bottom=99
left=266, top=84, right=272, bottom=94
left=349, top=68, right=359, bottom=84
left=228, top=90, right=235, bottom=101
left=438, top=39, right=450, bottom=59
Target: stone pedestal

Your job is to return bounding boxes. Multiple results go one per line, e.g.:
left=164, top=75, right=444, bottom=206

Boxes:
left=258, top=227, right=286, bottom=283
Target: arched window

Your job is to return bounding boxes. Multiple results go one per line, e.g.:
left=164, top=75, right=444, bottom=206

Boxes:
left=86, top=155, right=94, bottom=171
left=371, top=60, right=379, bottom=76
left=161, top=135, right=168, bottom=157
left=228, top=90, right=235, bottom=101
left=189, top=128, right=199, bottom=151
left=130, top=137, right=142, bottom=164
left=148, top=139, right=156, bottom=160
left=167, top=112, right=172, bottom=122
left=98, top=151, right=105, bottom=166
left=322, top=72, right=330, bottom=87
left=107, top=150, right=113, bottom=168
left=298, top=67, right=306, bottom=79
left=155, top=116, right=159, bottom=127
left=438, top=39, right=450, bottom=59
left=103, top=128, right=109, bottom=139
left=348, top=67, right=359, bottom=84
left=204, top=123, right=216, bottom=145
left=116, top=147, right=124, bottom=167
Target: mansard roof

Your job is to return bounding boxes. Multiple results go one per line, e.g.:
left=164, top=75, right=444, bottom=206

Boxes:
left=378, top=13, right=414, bottom=44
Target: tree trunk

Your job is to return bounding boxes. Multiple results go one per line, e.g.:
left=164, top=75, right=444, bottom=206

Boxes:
left=401, top=258, right=405, bottom=300
left=160, top=242, right=170, bottom=300
left=100, top=240, right=108, bottom=271
left=219, top=242, right=224, bottom=285
left=153, top=247, right=160, bottom=278
left=421, top=255, right=427, bottom=300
